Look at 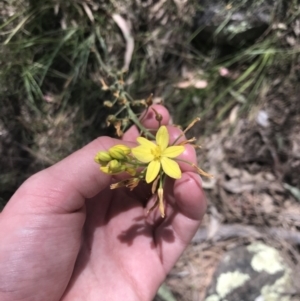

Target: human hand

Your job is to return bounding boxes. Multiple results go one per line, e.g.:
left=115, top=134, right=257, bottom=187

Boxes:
left=0, top=105, right=206, bottom=301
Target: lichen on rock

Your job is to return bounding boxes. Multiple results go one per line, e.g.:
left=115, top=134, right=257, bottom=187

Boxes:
left=205, top=243, right=294, bottom=301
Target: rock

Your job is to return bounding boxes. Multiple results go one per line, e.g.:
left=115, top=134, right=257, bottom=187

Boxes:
left=205, top=242, right=294, bottom=301
left=193, top=0, right=286, bottom=48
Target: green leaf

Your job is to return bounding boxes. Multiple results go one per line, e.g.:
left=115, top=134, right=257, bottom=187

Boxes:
left=157, top=283, right=177, bottom=301
left=284, top=183, right=300, bottom=201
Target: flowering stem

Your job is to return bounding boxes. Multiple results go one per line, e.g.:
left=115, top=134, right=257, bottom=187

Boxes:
left=115, top=105, right=127, bottom=117
left=125, top=101, right=156, bottom=140
left=126, top=161, right=147, bottom=167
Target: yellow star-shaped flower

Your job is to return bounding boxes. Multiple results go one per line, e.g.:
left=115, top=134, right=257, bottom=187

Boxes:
left=132, top=126, right=185, bottom=183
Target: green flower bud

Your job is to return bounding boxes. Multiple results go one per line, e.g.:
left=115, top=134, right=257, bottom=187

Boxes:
left=109, top=159, right=124, bottom=173
left=95, top=151, right=112, bottom=163
left=108, top=145, right=131, bottom=160
left=109, top=148, right=127, bottom=160
left=113, top=145, right=131, bottom=155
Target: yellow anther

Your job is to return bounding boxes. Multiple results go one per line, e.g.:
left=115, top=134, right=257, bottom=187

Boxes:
left=151, top=146, right=162, bottom=159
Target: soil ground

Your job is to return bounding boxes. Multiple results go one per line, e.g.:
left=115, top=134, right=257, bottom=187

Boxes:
left=164, top=76, right=300, bottom=300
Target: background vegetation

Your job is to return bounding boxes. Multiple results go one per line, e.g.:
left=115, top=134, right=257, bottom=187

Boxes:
left=1, top=0, right=300, bottom=300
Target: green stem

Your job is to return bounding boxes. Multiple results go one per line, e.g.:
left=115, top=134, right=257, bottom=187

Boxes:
left=126, top=161, right=147, bottom=167
left=115, top=105, right=126, bottom=117
left=125, top=102, right=155, bottom=139
left=160, top=170, right=163, bottom=189
left=93, top=46, right=115, bottom=78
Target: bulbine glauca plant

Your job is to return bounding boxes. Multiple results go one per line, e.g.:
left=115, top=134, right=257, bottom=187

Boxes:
left=94, top=76, right=212, bottom=218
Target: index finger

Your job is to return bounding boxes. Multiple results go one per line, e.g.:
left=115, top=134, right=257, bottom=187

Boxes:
left=122, top=104, right=170, bottom=142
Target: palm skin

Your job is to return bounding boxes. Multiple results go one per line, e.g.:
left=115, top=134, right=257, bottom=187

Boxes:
left=0, top=105, right=206, bottom=301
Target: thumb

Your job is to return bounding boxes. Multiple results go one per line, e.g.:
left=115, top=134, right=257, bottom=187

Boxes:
left=3, top=137, right=133, bottom=216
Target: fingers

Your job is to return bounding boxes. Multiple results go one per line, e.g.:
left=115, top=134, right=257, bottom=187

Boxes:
left=155, top=172, right=206, bottom=272
left=173, top=172, right=206, bottom=220
left=4, top=104, right=169, bottom=216
left=122, top=104, right=170, bottom=142
left=4, top=137, right=135, bottom=216
left=147, top=125, right=206, bottom=272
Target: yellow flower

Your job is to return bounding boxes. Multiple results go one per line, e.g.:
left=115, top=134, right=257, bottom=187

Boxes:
left=132, top=126, right=184, bottom=183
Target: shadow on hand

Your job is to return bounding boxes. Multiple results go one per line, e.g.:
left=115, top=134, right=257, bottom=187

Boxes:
left=117, top=215, right=175, bottom=247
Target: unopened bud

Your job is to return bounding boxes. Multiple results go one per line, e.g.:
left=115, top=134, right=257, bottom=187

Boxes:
left=95, top=151, right=112, bottom=163
left=99, top=160, right=124, bottom=174
left=109, top=160, right=125, bottom=173
left=113, top=145, right=130, bottom=155
left=109, top=148, right=127, bottom=160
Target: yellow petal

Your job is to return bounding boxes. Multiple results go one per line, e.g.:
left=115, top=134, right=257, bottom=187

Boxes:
left=132, top=146, right=154, bottom=163
left=162, top=145, right=184, bottom=158
left=136, top=137, right=156, bottom=148
left=146, top=160, right=161, bottom=183
left=156, top=126, right=169, bottom=151
left=100, top=166, right=111, bottom=174
left=161, top=157, right=182, bottom=179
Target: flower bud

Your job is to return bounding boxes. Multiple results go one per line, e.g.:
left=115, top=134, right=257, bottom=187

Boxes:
left=109, top=159, right=119, bottom=169
left=100, top=159, right=125, bottom=174
left=113, top=145, right=131, bottom=155
left=109, top=144, right=131, bottom=155
left=109, top=145, right=130, bottom=160
left=126, top=167, right=136, bottom=176
left=109, top=148, right=126, bottom=160
left=95, top=151, right=112, bottom=163
left=109, top=159, right=124, bottom=173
